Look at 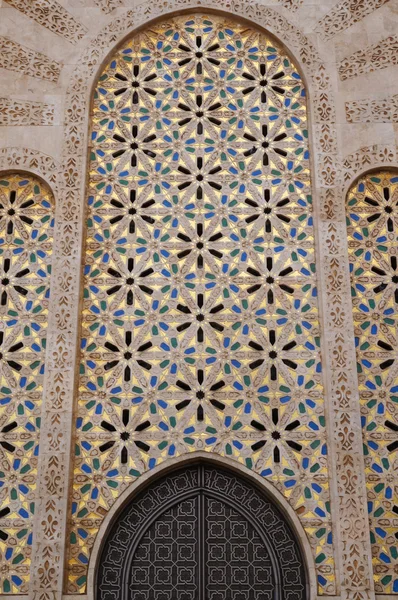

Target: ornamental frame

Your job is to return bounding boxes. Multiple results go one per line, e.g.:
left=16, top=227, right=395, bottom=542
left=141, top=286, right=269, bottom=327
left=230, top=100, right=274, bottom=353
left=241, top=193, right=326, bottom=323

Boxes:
left=28, top=3, right=375, bottom=600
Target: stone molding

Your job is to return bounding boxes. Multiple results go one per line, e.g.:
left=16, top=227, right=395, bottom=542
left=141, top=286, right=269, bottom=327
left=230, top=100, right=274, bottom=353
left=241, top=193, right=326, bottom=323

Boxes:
left=27, top=2, right=377, bottom=600
left=0, top=146, right=59, bottom=188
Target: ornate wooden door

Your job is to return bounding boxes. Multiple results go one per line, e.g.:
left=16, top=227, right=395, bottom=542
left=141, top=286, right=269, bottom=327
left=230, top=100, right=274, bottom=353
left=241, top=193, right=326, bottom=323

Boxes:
left=97, top=464, right=306, bottom=600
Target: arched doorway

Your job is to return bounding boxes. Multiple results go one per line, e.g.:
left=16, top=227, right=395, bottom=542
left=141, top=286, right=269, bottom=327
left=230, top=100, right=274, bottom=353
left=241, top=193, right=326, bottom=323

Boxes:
left=97, top=463, right=307, bottom=600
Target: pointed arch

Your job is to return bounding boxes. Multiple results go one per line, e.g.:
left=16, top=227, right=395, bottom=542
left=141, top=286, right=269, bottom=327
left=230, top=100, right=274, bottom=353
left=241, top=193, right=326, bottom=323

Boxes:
left=87, top=453, right=316, bottom=599
left=67, top=11, right=333, bottom=594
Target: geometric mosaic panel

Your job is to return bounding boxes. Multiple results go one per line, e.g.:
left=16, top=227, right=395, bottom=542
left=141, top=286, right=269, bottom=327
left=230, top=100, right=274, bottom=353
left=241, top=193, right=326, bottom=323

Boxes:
left=68, top=14, right=334, bottom=593
left=0, top=173, right=54, bottom=593
left=347, top=171, right=398, bottom=593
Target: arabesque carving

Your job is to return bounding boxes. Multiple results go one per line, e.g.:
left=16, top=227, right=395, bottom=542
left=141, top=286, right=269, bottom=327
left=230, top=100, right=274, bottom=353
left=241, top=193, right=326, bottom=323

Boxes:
left=339, top=36, right=398, bottom=81
left=94, top=0, right=123, bottom=13
left=0, top=37, right=61, bottom=82
left=346, top=95, right=398, bottom=123
left=279, top=0, right=303, bottom=11
left=0, top=98, right=54, bottom=126
left=343, top=145, right=397, bottom=183
left=0, top=147, right=58, bottom=186
left=3, top=0, right=87, bottom=44
left=316, top=0, right=390, bottom=39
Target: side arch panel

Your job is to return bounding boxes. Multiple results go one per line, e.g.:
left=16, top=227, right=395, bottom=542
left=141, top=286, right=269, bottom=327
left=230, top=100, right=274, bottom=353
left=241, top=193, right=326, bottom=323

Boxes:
left=346, top=170, right=398, bottom=593
left=0, top=173, right=54, bottom=593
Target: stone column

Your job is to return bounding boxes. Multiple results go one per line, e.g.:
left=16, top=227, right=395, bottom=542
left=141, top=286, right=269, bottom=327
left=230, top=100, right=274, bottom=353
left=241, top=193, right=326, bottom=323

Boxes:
left=313, top=149, right=375, bottom=599
left=29, top=77, right=88, bottom=600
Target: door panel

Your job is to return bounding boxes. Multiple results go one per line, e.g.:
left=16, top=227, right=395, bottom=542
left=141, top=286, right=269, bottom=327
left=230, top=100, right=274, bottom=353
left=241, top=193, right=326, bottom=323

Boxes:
left=205, top=497, right=274, bottom=600
left=129, top=494, right=275, bottom=599
left=98, top=464, right=306, bottom=600
left=130, top=498, right=198, bottom=600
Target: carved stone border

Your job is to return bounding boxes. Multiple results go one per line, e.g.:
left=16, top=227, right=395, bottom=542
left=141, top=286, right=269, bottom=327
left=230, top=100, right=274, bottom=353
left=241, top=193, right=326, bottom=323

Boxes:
left=0, top=146, right=59, bottom=189
left=342, top=144, right=397, bottom=190
left=29, top=2, right=375, bottom=600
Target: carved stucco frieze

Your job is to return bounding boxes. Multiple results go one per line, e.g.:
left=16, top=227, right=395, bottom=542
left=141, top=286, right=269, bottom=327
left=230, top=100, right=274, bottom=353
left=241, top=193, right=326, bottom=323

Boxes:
left=3, top=0, right=87, bottom=44
left=0, top=146, right=59, bottom=186
left=342, top=145, right=397, bottom=184
left=346, top=95, right=398, bottom=123
left=339, top=36, right=398, bottom=81
left=316, top=0, right=390, bottom=40
left=0, top=37, right=61, bottom=82
left=0, top=98, right=55, bottom=126
left=94, top=0, right=123, bottom=13
left=278, top=0, right=304, bottom=12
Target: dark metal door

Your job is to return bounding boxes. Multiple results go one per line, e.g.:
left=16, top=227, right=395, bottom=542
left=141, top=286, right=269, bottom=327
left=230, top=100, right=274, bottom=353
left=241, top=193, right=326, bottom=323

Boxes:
left=130, top=497, right=199, bottom=600
left=204, top=496, right=275, bottom=600
left=129, top=494, right=275, bottom=600
left=97, top=464, right=306, bottom=600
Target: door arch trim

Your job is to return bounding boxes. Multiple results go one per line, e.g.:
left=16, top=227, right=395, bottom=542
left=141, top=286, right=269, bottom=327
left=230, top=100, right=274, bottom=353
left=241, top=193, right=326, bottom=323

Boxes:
left=87, top=452, right=317, bottom=599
